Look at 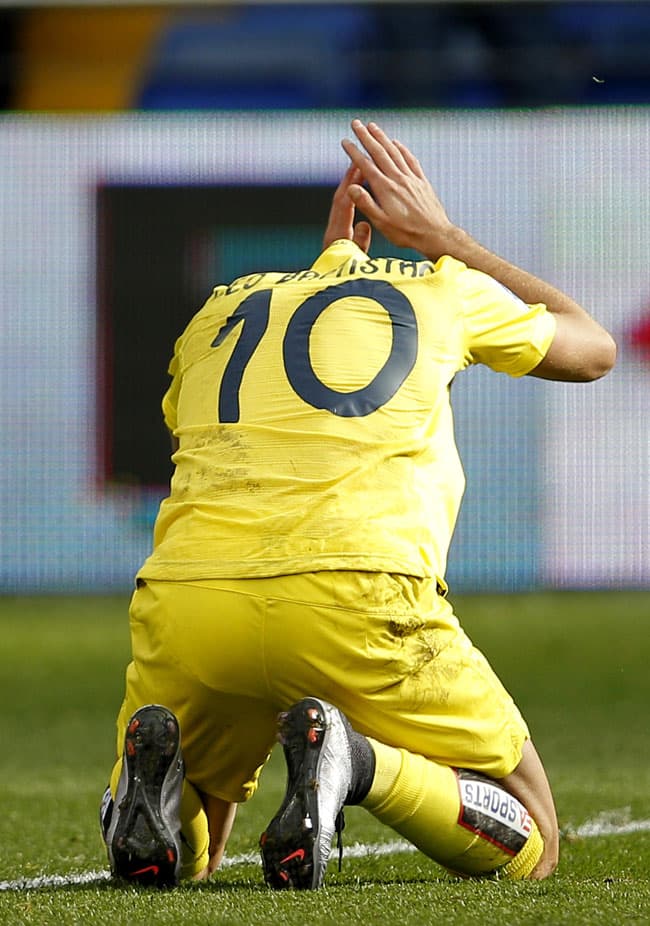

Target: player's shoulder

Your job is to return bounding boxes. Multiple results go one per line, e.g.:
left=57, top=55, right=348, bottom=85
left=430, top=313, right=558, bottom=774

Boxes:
left=431, top=254, right=469, bottom=278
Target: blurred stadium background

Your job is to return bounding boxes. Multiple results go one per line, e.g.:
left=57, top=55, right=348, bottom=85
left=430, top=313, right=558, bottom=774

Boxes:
left=1, top=1, right=649, bottom=596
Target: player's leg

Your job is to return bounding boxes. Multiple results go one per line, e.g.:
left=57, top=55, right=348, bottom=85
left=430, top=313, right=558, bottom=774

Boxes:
left=259, top=696, right=547, bottom=886
left=103, top=577, right=280, bottom=883
left=361, top=737, right=549, bottom=879
left=350, top=575, right=556, bottom=878
left=257, top=571, right=557, bottom=884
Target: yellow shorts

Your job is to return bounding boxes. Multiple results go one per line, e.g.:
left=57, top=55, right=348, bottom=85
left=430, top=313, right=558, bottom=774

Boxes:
left=115, top=572, right=529, bottom=803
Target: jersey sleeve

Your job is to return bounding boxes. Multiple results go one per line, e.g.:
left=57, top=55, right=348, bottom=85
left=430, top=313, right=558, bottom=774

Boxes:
left=457, top=266, right=557, bottom=377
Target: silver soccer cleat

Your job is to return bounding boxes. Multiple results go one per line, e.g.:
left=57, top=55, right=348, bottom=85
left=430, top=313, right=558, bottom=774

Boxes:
left=104, top=704, right=184, bottom=887
left=260, top=697, right=353, bottom=890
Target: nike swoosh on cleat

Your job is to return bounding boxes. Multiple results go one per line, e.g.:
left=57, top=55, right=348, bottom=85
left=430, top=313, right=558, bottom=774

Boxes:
left=279, top=849, right=305, bottom=864
left=129, top=865, right=160, bottom=877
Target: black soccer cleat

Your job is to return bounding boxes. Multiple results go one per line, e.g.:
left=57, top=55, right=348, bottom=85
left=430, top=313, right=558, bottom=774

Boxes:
left=259, top=697, right=352, bottom=890
left=105, top=704, right=184, bottom=888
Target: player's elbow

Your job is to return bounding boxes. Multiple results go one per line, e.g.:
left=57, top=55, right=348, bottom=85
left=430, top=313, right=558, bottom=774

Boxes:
left=580, top=330, right=617, bottom=381
left=531, top=325, right=617, bottom=382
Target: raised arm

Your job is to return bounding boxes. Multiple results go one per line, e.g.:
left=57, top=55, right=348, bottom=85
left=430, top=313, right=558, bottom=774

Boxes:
left=322, top=163, right=372, bottom=253
left=342, top=120, right=616, bottom=382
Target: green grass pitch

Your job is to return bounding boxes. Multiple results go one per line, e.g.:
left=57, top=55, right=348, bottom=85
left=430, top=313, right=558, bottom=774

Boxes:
left=1, top=591, right=649, bottom=924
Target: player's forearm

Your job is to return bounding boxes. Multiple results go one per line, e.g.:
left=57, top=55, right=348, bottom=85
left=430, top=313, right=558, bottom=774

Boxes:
left=422, top=224, right=585, bottom=319
left=426, top=224, right=617, bottom=380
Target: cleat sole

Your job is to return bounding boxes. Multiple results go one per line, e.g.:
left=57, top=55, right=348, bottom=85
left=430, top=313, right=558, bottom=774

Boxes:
left=108, top=705, right=183, bottom=888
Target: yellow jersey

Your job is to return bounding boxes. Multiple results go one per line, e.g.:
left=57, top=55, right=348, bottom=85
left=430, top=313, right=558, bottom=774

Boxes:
left=138, top=239, right=555, bottom=586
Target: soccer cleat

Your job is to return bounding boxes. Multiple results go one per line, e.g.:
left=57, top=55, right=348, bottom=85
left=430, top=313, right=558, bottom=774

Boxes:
left=105, top=704, right=184, bottom=888
left=259, top=697, right=353, bottom=890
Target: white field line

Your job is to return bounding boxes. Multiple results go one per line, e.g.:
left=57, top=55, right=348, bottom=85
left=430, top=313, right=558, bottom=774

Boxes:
left=1, top=817, right=649, bottom=892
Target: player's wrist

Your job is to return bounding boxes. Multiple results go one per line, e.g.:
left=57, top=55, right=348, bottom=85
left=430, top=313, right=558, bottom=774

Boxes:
left=418, top=221, right=468, bottom=262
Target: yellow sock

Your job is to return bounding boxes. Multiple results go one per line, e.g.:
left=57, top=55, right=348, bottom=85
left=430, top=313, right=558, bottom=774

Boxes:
left=362, top=738, right=542, bottom=879
left=177, top=779, right=210, bottom=879
left=499, top=822, right=544, bottom=879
